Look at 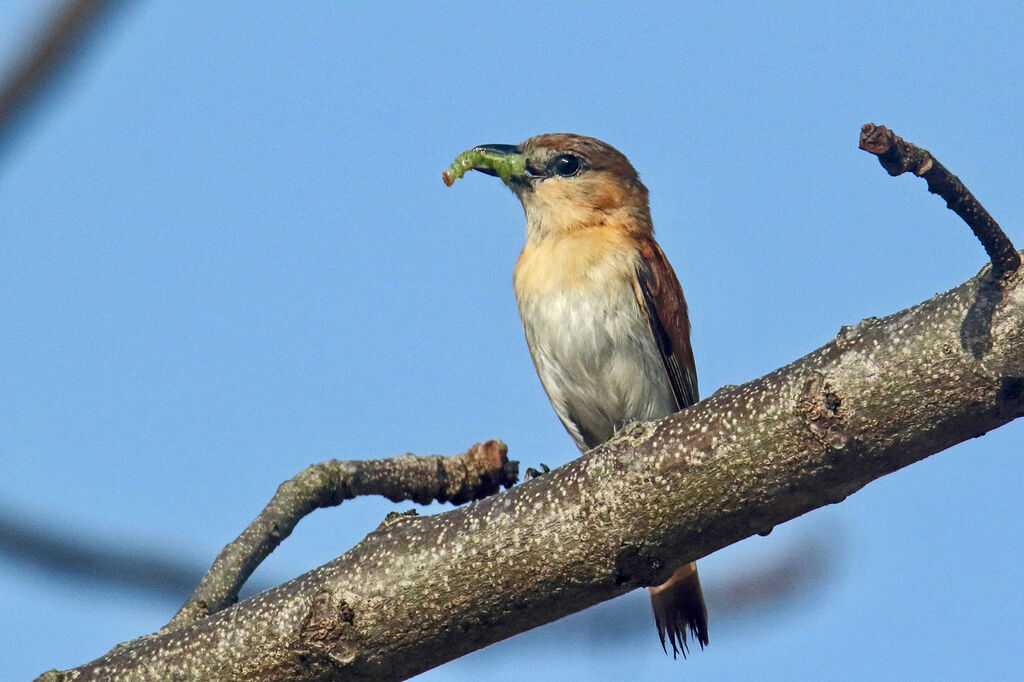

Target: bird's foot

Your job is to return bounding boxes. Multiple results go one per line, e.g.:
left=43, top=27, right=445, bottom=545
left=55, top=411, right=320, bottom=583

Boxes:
left=524, top=463, right=550, bottom=480
left=614, top=417, right=639, bottom=433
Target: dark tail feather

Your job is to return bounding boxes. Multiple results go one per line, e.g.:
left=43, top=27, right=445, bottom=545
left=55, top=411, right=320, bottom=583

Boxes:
left=649, top=561, right=709, bottom=659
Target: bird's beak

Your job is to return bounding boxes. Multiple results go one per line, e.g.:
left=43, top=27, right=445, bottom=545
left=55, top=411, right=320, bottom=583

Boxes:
left=442, top=144, right=527, bottom=186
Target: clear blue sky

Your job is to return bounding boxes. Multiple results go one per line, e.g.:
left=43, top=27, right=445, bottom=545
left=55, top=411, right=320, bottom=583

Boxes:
left=2, top=2, right=1022, bottom=680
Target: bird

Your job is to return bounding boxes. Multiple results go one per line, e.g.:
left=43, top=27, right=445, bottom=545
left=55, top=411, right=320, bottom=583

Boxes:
left=445, top=133, right=708, bottom=657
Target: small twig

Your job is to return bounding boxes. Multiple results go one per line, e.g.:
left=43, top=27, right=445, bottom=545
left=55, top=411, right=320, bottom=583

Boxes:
left=859, top=123, right=1020, bottom=276
left=162, top=440, right=517, bottom=632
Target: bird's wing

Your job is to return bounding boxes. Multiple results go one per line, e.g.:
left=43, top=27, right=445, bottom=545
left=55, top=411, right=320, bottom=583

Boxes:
left=634, top=236, right=699, bottom=408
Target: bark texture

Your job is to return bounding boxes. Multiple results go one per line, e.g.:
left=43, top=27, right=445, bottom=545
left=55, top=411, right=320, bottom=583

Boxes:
left=37, top=256, right=1024, bottom=682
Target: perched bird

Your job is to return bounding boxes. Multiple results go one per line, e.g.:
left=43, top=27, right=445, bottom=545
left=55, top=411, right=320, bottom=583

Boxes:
left=445, top=133, right=708, bottom=657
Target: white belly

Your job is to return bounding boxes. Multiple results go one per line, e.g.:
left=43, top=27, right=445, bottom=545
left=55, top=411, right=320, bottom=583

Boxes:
left=517, top=279, right=677, bottom=451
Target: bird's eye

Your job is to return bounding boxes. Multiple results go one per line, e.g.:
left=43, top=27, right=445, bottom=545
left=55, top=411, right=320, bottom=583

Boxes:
left=551, top=154, right=582, bottom=177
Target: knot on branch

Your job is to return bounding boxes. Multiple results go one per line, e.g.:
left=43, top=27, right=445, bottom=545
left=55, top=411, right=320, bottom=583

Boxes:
left=299, top=589, right=358, bottom=663
left=996, top=376, right=1024, bottom=419
left=800, top=375, right=849, bottom=450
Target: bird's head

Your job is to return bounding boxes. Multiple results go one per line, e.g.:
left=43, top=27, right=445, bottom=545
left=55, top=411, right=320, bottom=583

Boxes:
left=444, top=133, right=653, bottom=240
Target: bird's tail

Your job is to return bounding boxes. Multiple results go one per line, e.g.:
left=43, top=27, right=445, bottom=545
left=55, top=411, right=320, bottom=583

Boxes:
left=648, top=561, right=709, bottom=658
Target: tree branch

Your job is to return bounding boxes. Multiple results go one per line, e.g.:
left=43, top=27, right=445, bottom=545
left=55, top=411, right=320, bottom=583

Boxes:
left=38, top=255, right=1024, bottom=681
left=163, top=440, right=517, bottom=633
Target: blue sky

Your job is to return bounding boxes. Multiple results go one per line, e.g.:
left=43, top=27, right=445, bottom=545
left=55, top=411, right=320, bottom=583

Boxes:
left=2, top=2, right=1023, bottom=680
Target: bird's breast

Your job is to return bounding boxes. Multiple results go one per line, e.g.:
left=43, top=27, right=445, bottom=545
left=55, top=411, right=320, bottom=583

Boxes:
left=513, top=230, right=677, bottom=450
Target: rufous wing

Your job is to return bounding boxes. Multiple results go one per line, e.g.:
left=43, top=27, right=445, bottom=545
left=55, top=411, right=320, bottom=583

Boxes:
left=634, top=236, right=699, bottom=408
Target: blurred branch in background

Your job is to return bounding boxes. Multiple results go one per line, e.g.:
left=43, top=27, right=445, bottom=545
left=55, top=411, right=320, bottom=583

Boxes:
left=0, top=502, right=206, bottom=601
left=528, top=529, right=839, bottom=650
left=0, top=502, right=275, bottom=602
left=707, top=531, right=837, bottom=619
left=0, top=494, right=837, bottom=632
left=0, top=0, right=125, bottom=158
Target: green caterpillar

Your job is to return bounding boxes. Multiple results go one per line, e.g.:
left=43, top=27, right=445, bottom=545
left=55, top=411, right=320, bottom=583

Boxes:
left=442, top=147, right=526, bottom=186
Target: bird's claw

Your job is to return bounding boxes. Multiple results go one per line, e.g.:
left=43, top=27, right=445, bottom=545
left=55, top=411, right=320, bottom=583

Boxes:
left=614, top=417, right=639, bottom=433
left=524, top=463, right=550, bottom=480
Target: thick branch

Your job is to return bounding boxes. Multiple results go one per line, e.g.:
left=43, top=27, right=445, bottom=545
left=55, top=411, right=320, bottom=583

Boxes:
left=39, top=256, right=1024, bottom=682
left=164, top=440, right=516, bottom=633
left=859, top=123, right=1020, bottom=274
